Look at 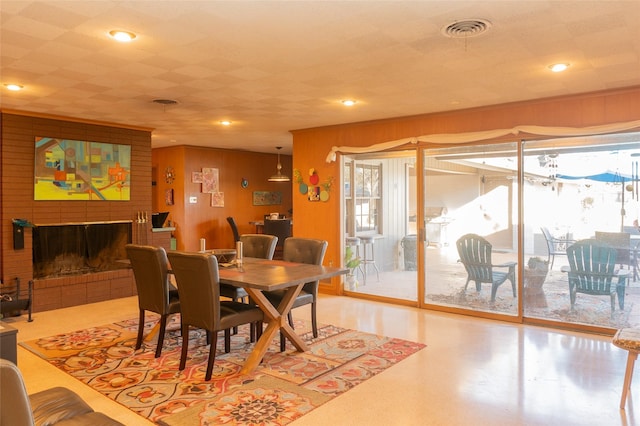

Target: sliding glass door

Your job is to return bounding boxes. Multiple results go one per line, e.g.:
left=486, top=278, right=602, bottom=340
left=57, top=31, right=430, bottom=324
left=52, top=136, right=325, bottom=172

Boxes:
left=341, top=131, right=640, bottom=332
left=342, top=150, right=418, bottom=302
left=422, top=143, right=519, bottom=318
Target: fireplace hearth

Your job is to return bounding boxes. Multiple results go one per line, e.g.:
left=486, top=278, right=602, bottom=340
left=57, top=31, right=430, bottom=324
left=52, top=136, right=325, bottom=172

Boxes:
left=32, top=221, right=132, bottom=279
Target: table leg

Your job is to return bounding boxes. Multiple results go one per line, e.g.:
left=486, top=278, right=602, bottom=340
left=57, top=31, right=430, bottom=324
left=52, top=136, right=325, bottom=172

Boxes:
left=240, top=284, right=308, bottom=374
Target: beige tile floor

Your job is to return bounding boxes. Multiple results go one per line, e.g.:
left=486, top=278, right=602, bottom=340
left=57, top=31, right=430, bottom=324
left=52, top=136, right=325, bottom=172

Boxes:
left=5, top=294, right=639, bottom=425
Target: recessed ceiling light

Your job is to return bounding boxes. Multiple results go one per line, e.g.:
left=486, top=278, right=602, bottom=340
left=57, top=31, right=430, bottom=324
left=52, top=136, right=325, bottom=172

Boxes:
left=220, top=120, right=232, bottom=126
left=341, top=100, right=357, bottom=106
left=549, top=63, right=570, bottom=72
left=4, top=84, right=23, bottom=91
left=108, top=30, right=137, bottom=42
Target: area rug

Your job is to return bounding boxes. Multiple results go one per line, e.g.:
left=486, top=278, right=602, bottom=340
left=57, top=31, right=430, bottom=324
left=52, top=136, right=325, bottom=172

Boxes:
left=20, top=316, right=425, bottom=425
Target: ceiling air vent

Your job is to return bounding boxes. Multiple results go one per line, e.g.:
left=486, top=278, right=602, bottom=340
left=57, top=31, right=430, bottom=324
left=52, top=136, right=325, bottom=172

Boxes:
left=441, top=19, right=492, bottom=38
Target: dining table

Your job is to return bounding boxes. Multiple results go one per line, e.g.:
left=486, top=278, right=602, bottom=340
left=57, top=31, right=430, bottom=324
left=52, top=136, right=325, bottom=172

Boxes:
left=218, top=257, right=347, bottom=374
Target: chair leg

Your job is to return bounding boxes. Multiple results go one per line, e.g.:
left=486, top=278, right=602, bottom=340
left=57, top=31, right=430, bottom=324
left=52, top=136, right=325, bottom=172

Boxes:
left=135, top=310, right=145, bottom=350
left=280, top=332, right=286, bottom=352
left=311, top=302, right=318, bottom=338
left=155, top=314, right=168, bottom=358
left=621, top=351, right=638, bottom=409
left=224, top=329, right=231, bottom=353
left=250, top=323, right=256, bottom=342
left=205, top=331, right=218, bottom=381
left=179, top=324, right=189, bottom=371
left=256, top=321, right=263, bottom=339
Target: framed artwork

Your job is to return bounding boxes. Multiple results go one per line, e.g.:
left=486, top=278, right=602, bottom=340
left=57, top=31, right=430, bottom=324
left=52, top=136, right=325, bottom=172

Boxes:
left=165, top=188, right=174, bottom=205
left=34, top=137, right=131, bottom=201
left=211, top=192, right=224, bottom=207
left=192, top=171, right=203, bottom=183
left=252, top=191, right=282, bottom=206
left=202, top=168, right=219, bottom=193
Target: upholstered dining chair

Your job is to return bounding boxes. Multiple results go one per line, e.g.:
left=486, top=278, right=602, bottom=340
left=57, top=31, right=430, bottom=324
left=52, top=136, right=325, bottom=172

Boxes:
left=166, top=251, right=264, bottom=381
left=264, top=237, right=328, bottom=351
left=263, top=218, right=292, bottom=259
left=126, top=244, right=180, bottom=358
left=220, top=234, right=278, bottom=303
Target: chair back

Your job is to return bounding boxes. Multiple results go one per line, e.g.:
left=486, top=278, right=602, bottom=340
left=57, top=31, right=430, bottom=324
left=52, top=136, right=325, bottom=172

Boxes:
left=595, top=231, right=631, bottom=265
left=126, top=244, right=172, bottom=314
left=167, top=251, right=221, bottom=330
left=283, top=237, right=328, bottom=293
left=263, top=218, right=292, bottom=248
left=566, top=239, right=617, bottom=295
left=456, top=233, right=494, bottom=284
left=0, top=359, right=35, bottom=425
left=227, top=217, right=240, bottom=242
left=240, top=233, right=277, bottom=259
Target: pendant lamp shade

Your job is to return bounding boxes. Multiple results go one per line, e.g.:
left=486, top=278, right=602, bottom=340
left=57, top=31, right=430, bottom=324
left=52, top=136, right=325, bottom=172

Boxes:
left=268, top=146, right=290, bottom=182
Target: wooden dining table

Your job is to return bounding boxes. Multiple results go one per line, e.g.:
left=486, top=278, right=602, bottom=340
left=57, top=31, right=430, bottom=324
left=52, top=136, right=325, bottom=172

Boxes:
left=218, top=257, right=347, bottom=374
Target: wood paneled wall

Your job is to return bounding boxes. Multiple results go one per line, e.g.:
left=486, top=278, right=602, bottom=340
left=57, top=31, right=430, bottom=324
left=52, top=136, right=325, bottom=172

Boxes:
left=291, top=86, right=640, bottom=294
left=152, top=146, right=293, bottom=252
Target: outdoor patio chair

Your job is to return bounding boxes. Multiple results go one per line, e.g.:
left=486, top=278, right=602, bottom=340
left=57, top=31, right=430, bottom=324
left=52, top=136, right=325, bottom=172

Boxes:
left=456, top=233, right=517, bottom=302
left=541, top=226, right=575, bottom=270
left=564, top=239, right=627, bottom=314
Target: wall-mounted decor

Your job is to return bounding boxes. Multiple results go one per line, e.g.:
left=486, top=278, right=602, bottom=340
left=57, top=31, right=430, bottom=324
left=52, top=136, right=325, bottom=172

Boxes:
left=201, top=167, right=219, bottom=193
left=164, top=167, right=175, bottom=184
left=165, top=188, right=174, bottom=205
left=34, top=137, right=131, bottom=201
left=253, top=191, right=282, bottom=206
left=211, top=192, right=224, bottom=207
left=293, top=168, right=333, bottom=202
left=192, top=171, right=203, bottom=183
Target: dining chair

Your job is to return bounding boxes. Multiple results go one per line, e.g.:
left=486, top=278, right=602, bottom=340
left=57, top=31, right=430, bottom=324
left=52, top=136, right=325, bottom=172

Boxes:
left=125, top=244, right=180, bottom=358
left=166, top=251, right=264, bottom=381
left=264, top=237, right=328, bottom=351
left=226, top=216, right=241, bottom=243
left=220, top=234, right=278, bottom=303
left=263, top=218, right=292, bottom=259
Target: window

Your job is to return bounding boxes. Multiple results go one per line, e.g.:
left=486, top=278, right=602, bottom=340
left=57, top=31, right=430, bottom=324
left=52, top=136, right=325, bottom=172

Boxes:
left=346, top=161, right=382, bottom=234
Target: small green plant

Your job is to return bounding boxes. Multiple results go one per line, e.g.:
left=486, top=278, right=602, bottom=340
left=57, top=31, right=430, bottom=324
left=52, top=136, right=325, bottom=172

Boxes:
left=344, top=245, right=361, bottom=273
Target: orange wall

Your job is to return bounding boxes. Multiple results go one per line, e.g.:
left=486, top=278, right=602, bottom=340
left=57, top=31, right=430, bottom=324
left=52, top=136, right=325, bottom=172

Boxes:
left=152, top=146, right=293, bottom=252
left=291, top=86, right=640, bottom=294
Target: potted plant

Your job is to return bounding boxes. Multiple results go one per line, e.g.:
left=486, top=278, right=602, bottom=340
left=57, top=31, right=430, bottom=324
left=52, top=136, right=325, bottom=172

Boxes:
left=344, top=245, right=361, bottom=290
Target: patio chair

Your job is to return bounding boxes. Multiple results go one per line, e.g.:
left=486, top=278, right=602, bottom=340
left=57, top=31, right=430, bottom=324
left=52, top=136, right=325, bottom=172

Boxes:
left=564, top=239, right=627, bottom=314
left=456, top=233, right=517, bottom=302
left=541, top=226, right=575, bottom=270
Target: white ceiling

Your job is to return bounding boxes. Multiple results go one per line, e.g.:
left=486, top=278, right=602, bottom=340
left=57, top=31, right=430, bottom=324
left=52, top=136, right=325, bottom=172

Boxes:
left=2, top=1, right=640, bottom=154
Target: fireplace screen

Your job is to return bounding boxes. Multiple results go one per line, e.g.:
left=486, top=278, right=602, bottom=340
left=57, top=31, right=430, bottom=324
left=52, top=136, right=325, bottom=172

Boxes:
left=32, top=221, right=132, bottom=278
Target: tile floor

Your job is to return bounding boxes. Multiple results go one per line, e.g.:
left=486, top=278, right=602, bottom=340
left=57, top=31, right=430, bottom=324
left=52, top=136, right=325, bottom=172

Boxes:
left=5, top=294, right=639, bottom=425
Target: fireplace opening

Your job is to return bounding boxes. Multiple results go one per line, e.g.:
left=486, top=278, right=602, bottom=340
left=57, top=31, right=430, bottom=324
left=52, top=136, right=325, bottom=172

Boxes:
left=32, top=221, right=132, bottom=279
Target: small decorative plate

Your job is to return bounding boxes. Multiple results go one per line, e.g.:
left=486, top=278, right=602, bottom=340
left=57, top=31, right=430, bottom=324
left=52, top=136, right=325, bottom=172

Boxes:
left=241, top=178, right=249, bottom=188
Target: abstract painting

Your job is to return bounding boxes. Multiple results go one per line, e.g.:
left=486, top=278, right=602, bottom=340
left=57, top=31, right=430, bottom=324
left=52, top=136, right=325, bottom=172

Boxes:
left=34, top=137, right=131, bottom=201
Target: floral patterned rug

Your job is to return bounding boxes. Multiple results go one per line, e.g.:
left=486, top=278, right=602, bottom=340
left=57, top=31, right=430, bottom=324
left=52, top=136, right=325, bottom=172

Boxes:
left=20, top=316, right=425, bottom=425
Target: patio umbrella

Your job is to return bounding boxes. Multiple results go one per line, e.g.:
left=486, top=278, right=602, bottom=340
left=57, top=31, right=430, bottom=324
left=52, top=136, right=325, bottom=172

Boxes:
left=556, top=170, right=634, bottom=231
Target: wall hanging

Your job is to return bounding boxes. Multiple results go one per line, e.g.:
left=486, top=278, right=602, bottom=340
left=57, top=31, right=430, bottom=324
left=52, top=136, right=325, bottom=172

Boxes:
left=294, top=168, right=333, bottom=202
left=34, top=137, right=131, bottom=201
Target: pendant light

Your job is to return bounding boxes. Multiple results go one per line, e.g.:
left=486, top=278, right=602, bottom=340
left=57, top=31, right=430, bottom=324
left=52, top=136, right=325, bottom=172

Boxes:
left=268, top=146, right=290, bottom=182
